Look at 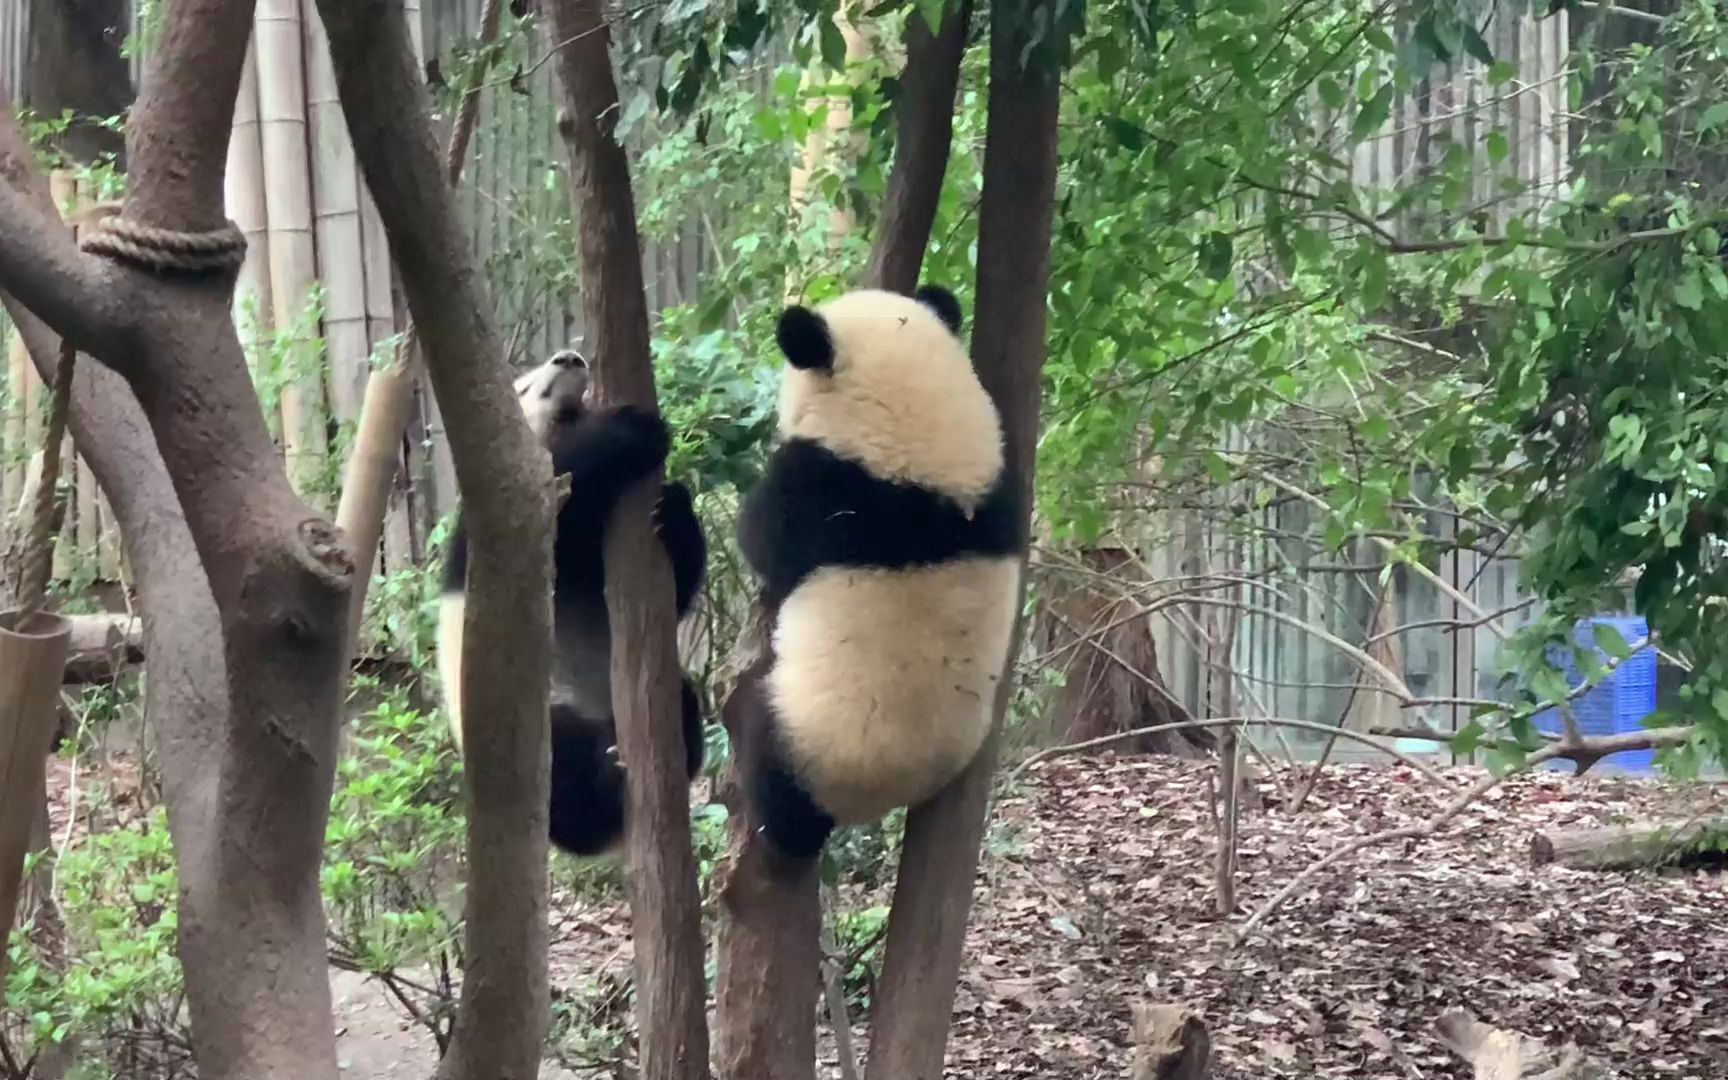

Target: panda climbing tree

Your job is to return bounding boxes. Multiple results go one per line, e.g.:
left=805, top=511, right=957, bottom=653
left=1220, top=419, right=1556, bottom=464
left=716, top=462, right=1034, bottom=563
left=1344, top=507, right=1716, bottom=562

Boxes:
left=734, top=283, right=1028, bottom=860
left=437, top=349, right=709, bottom=856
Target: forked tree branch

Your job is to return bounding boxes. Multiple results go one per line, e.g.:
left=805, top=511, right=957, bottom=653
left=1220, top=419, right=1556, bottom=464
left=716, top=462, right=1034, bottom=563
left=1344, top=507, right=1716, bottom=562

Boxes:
left=313, top=3, right=558, bottom=1078
left=543, top=0, right=710, bottom=1076
left=863, top=0, right=1059, bottom=1073
left=864, top=0, right=974, bottom=294
left=712, top=3, right=976, bottom=1074
left=0, top=162, right=130, bottom=355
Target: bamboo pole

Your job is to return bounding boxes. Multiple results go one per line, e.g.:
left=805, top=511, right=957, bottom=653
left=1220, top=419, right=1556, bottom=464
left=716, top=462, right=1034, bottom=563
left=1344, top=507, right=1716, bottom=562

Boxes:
left=0, top=609, right=71, bottom=995
left=226, top=36, right=275, bottom=370
left=303, top=1, right=370, bottom=428
left=255, top=0, right=330, bottom=498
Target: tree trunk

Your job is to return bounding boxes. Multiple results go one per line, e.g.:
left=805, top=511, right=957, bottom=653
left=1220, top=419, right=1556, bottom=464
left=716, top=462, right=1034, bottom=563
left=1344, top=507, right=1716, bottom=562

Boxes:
left=1033, top=546, right=1211, bottom=755
left=1529, top=819, right=1728, bottom=871
left=23, top=0, right=134, bottom=164
left=711, top=6, right=974, bottom=1076
left=862, top=0, right=1060, bottom=1074
left=1, top=1, right=356, bottom=1064
left=314, top=2, right=561, bottom=1078
left=541, top=2, right=711, bottom=1076
left=1128, top=1003, right=1211, bottom=1080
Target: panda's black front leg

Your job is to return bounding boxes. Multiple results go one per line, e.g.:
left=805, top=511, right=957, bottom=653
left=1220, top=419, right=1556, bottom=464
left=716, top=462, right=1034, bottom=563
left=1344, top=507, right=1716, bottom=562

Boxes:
left=551, top=405, right=674, bottom=530
left=654, top=482, right=708, bottom=619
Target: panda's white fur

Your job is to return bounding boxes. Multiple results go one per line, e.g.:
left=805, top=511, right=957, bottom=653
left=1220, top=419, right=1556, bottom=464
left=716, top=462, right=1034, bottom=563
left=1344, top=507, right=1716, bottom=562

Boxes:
left=775, top=290, right=1006, bottom=509
left=736, top=285, right=1026, bottom=858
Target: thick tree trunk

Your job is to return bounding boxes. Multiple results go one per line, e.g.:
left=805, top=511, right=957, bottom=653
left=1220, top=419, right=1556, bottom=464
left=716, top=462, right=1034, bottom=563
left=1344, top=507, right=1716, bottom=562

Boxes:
left=711, top=6, right=974, bottom=1077
left=314, top=2, right=560, bottom=1078
left=1033, top=546, right=1211, bottom=755
left=1, top=0, right=356, bottom=1065
left=542, top=2, right=710, bottom=1076
left=1529, top=819, right=1728, bottom=871
left=862, top=1, right=1060, bottom=1074
left=23, top=0, right=134, bottom=164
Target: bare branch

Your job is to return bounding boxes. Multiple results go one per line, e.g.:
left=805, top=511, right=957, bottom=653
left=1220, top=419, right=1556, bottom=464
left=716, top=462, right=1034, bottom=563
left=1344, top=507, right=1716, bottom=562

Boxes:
left=543, top=0, right=709, bottom=1074
left=864, top=0, right=1059, bottom=1071
left=314, top=1, right=557, bottom=1077
left=1234, top=725, right=1697, bottom=939
left=0, top=130, right=131, bottom=353
left=864, top=0, right=973, bottom=294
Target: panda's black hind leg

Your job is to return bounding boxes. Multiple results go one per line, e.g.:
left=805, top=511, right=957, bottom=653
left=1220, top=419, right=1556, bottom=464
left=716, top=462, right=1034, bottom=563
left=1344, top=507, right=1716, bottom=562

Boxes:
left=547, top=704, right=626, bottom=856
left=680, top=675, right=706, bottom=780
left=746, top=722, right=834, bottom=861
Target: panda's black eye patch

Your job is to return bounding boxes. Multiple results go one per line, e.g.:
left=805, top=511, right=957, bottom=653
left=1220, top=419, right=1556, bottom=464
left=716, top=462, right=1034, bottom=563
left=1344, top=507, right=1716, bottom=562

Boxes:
left=778, top=305, right=834, bottom=372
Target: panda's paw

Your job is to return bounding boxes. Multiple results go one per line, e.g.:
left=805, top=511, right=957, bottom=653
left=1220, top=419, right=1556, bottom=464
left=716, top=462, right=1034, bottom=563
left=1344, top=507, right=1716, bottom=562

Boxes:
left=611, top=404, right=672, bottom=465
left=653, top=481, right=694, bottom=526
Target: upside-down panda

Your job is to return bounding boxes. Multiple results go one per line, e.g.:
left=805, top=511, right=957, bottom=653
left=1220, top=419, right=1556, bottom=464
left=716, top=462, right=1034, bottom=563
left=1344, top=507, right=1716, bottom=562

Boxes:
left=734, top=284, right=1027, bottom=860
left=437, top=349, right=709, bottom=856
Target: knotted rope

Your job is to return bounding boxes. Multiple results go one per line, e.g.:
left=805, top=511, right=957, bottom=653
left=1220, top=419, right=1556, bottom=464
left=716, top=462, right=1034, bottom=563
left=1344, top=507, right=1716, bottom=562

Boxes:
left=9, top=209, right=245, bottom=611
left=78, top=213, right=247, bottom=275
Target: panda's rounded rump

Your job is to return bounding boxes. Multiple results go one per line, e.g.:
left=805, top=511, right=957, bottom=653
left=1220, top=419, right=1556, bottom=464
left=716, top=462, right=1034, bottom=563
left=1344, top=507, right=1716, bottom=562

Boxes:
left=766, top=555, right=1021, bottom=823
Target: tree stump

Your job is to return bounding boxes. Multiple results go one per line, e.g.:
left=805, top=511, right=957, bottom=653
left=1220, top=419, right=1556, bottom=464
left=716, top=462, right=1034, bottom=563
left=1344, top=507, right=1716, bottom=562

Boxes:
left=1129, top=1002, right=1210, bottom=1080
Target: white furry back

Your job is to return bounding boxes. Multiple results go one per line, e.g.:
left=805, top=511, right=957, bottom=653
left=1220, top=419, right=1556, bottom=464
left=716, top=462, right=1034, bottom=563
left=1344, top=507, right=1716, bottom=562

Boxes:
left=768, top=555, right=1021, bottom=823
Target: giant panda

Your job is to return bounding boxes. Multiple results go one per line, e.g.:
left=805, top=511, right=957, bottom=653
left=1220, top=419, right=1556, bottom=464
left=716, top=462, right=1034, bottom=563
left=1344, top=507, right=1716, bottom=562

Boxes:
left=734, top=284, right=1026, bottom=860
left=437, top=349, right=708, bottom=856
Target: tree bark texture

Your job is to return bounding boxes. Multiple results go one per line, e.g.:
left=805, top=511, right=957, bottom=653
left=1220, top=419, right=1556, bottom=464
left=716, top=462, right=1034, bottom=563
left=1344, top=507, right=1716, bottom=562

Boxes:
left=313, top=3, right=558, bottom=1078
left=862, top=0, right=1059, bottom=1074
left=862, top=0, right=973, bottom=295
left=711, top=6, right=975, bottom=1075
left=1031, top=546, right=1211, bottom=755
left=23, top=0, right=135, bottom=164
left=1, top=3, right=357, bottom=1067
left=713, top=608, right=822, bottom=1080
left=542, top=1, right=710, bottom=1077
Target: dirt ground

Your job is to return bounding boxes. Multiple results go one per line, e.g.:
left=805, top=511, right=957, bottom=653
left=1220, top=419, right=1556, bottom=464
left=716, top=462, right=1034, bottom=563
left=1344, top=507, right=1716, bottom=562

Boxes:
left=41, top=751, right=1728, bottom=1078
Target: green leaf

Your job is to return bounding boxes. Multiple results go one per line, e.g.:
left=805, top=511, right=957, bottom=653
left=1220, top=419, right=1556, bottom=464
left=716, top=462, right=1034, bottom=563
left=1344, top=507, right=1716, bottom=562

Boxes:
left=1700, top=102, right=1728, bottom=135
left=1487, top=61, right=1518, bottom=86
left=819, top=17, right=848, bottom=72
left=1197, top=231, right=1233, bottom=280
left=1105, top=116, right=1148, bottom=152
left=1674, top=270, right=1705, bottom=311
left=1486, top=130, right=1508, bottom=163
left=1460, top=21, right=1495, bottom=67
left=1352, top=83, right=1393, bottom=144
left=1592, top=622, right=1632, bottom=662
left=1317, top=77, right=1346, bottom=111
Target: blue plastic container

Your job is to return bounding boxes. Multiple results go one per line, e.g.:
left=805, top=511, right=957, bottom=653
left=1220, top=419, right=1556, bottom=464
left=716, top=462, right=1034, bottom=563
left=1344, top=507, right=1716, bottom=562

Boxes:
left=1529, top=616, right=1658, bottom=774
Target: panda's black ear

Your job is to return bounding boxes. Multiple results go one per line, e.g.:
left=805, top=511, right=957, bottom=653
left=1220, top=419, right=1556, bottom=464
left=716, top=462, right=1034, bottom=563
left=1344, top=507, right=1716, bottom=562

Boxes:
left=777, top=305, right=834, bottom=372
left=913, top=284, right=963, bottom=336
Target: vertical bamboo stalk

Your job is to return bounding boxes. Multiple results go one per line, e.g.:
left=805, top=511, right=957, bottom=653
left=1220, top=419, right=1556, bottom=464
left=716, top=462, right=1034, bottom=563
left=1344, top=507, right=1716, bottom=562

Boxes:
left=303, top=1, right=370, bottom=429
left=255, top=0, right=329, bottom=497
left=0, top=610, right=70, bottom=995
left=226, top=36, right=276, bottom=367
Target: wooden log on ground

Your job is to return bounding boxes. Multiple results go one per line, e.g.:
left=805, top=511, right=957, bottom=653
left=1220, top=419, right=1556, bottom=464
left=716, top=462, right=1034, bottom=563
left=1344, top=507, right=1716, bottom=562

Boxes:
left=1129, top=1002, right=1210, bottom=1080
left=1529, top=819, right=1728, bottom=872
left=61, top=612, right=144, bottom=685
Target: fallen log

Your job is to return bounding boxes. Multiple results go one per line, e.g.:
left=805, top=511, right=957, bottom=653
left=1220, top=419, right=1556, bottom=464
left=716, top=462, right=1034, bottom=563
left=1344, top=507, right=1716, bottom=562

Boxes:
left=60, top=613, right=143, bottom=685
left=1529, top=819, right=1728, bottom=872
left=1129, top=1001, right=1210, bottom=1080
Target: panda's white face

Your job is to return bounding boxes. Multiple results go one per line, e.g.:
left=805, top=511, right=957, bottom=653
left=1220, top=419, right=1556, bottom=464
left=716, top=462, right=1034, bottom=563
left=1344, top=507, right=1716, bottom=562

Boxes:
left=777, top=289, right=1004, bottom=508
left=514, top=350, right=591, bottom=442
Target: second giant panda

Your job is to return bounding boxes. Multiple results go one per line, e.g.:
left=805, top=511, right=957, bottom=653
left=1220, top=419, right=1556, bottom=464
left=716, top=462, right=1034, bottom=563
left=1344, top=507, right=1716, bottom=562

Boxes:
left=437, top=350, right=708, bottom=856
left=735, top=284, right=1026, bottom=860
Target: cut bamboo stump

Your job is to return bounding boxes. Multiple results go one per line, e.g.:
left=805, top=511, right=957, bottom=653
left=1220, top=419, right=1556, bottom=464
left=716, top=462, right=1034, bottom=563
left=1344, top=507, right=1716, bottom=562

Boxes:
left=1529, top=819, right=1728, bottom=872
left=0, top=610, right=72, bottom=994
